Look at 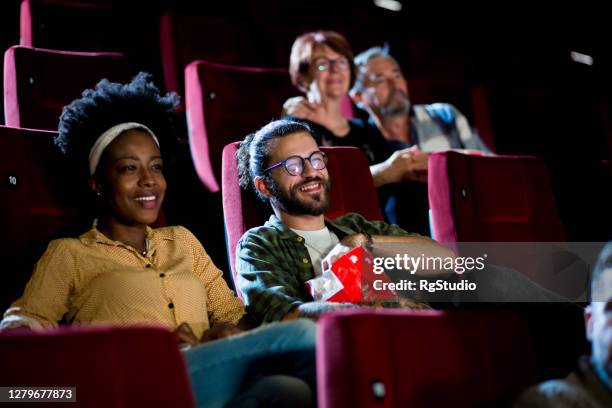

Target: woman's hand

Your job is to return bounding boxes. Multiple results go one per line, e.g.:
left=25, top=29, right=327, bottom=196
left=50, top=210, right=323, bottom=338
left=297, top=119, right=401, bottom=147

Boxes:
left=173, top=322, right=200, bottom=347
left=200, top=322, right=243, bottom=343
left=401, top=149, right=429, bottom=182
left=283, top=96, right=329, bottom=126
left=371, top=147, right=429, bottom=186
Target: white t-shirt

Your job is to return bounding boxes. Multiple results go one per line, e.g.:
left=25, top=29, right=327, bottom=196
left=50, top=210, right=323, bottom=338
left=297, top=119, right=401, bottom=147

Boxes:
left=290, top=227, right=340, bottom=276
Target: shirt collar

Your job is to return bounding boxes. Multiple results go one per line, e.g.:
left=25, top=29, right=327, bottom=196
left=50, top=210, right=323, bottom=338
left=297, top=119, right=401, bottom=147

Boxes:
left=79, top=226, right=171, bottom=248
left=265, top=214, right=355, bottom=241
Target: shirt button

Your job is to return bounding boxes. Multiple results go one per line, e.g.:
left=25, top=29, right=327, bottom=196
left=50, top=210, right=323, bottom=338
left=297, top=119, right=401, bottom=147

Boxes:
left=159, top=273, right=165, bottom=278
left=168, top=303, right=174, bottom=309
left=296, top=236, right=304, bottom=242
left=302, top=257, right=309, bottom=264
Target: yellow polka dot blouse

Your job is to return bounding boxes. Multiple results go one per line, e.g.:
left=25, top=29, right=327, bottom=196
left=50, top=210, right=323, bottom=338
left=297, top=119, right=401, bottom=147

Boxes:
left=1, top=226, right=245, bottom=339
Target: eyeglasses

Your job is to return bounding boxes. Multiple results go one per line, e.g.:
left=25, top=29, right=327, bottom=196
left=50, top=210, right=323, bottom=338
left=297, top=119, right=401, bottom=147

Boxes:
left=314, top=58, right=350, bottom=72
left=264, top=151, right=328, bottom=176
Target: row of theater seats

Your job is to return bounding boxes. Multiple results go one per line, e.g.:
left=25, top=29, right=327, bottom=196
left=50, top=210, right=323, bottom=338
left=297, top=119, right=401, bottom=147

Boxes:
left=2, top=45, right=488, bottom=194
left=0, top=46, right=574, bottom=248
left=1, top=310, right=537, bottom=407
left=0, top=123, right=570, bottom=310
left=1, top=124, right=589, bottom=391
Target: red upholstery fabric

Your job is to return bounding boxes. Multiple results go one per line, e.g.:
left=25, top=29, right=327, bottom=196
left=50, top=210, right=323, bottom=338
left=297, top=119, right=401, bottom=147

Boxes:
left=3, top=45, right=131, bottom=130
left=0, top=325, right=195, bottom=407
left=471, top=85, right=496, bottom=152
left=20, top=0, right=126, bottom=52
left=221, top=143, right=382, bottom=292
left=0, top=126, right=165, bottom=311
left=0, top=126, right=83, bottom=311
left=428, top=151, right=565, bottom=242
left=160, top=13, right=259, bottom=96
left=316, top=309, right=537, bottom=408
left=185, top=60, right=295, bottom=192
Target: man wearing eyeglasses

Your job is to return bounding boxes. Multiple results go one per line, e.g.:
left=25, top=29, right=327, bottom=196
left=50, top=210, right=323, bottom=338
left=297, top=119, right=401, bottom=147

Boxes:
left=235, top=119, right=462, bottom=323
left=349, top=45, right=495, bottom=234
left=351, top=45, right=491, bottom=155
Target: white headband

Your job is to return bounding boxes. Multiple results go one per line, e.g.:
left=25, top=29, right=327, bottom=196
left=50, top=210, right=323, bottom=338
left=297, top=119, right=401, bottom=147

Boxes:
left=88, top=122, right=160, bottom=175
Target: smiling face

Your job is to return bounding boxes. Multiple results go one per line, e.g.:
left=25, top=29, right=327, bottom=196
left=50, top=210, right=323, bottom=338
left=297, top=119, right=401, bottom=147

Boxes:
left=93, top=128, right=166, bottom=228
left=357, top=55, right=411, bottom=117
left=303, top=45, right=351, bottom=101
left=262, top=131, right=331, bottom=216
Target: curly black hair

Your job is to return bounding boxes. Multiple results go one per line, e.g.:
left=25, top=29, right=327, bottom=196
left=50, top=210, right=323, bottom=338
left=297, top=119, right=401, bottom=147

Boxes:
left=56, top=72, right=180, bottom=176
left=237, top=119, right=314, bottom=201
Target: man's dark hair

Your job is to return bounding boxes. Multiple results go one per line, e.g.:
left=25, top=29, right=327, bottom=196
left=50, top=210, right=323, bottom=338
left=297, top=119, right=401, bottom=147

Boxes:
left=592, top=241, right=612, bottom=301
left=237, top=119, right=314, bottom=201
left=56, top=72, right=180, bottom=176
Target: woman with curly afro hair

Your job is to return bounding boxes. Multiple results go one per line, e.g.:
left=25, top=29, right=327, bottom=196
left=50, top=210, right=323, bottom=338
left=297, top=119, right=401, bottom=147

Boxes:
left=0, top=73, right=315, bottom=408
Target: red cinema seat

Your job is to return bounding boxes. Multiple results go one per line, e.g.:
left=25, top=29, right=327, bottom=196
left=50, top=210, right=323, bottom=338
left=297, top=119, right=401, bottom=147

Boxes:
left=222, top=142, right=382, bottom=292
left=160, top=13, right=260, bottom=96
left=316, top=309, right=537, bottom=408
left=0, top=126, right=85, bottom=311
left=0, top=326, right=195, bottom=407
left=4, top=45, right=132, bottom=130
left=428, top=151, right=565, bottom=242
left=185, top=61, right=295, bottom=193
left=471, top=85, right=496, bottom=152
left=19, top=0, right=127, bottom=52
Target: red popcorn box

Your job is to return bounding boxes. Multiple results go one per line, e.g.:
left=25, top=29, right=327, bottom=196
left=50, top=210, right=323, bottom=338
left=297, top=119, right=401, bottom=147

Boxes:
left=305, top=246, right=396, bottom=303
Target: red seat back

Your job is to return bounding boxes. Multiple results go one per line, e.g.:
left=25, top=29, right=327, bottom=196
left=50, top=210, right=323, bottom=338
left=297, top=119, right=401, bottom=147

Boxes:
left=0, top=126, right=84, bottom=310
left=0, top=325, right=195, bottom=407
left=428, top=151, right=565, bottom=242
left=317, top=309, right=537, bottom=408
left=3, top=45, right=132, bottom=130
left=185, top=60, right=295, bottom=192
left=161, top=13, right=260, bottom=96
left=222, top=142, right=382, bottom=292
left=20, top=0, right=127, bottom=52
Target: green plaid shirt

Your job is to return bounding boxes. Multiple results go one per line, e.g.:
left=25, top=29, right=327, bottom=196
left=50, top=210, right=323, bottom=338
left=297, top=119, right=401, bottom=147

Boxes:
left=236, top=212, right=414, bottom=322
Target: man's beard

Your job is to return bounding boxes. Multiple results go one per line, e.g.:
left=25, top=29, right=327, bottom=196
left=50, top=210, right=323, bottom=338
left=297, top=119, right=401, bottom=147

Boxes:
left=268, top=176, right=331, bottom=216
left=379, top=89, right=411, bottom=118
